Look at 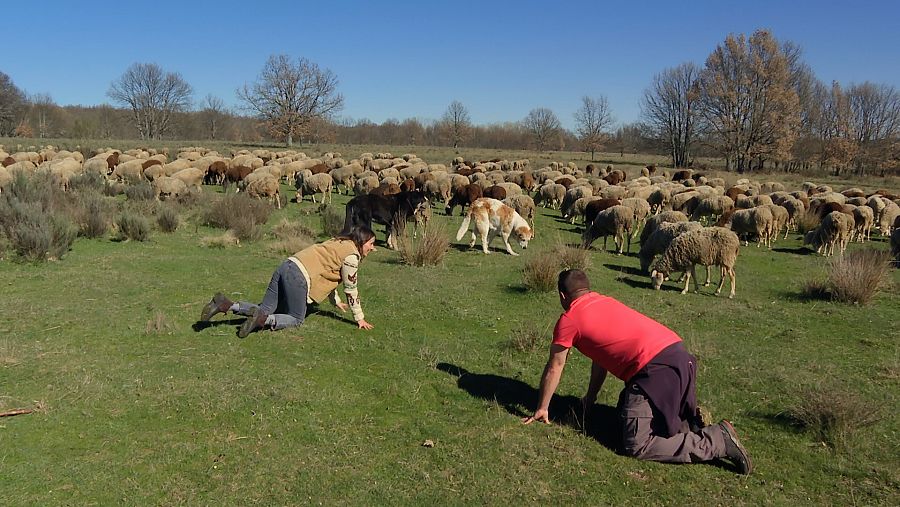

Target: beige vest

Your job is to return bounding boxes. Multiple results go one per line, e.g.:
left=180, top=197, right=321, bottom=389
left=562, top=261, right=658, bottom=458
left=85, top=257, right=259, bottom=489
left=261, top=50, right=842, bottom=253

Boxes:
left=291, top=239, right=359, bottom=303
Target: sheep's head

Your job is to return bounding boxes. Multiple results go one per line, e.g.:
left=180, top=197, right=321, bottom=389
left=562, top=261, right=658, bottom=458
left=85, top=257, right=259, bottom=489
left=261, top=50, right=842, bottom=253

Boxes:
left=650, top=269, right=665, bottom=290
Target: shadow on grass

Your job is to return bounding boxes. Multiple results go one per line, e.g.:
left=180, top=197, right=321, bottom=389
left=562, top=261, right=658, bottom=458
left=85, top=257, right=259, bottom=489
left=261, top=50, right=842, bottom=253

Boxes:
left=772, top=246, right=815, bottom=256
left=192, top=318, right=245, bottom=332
left=747, top=409, right=805, bottom=435
left=602, top=263, right=644, bottom=277
left=437, top=362, right=619, bottom=452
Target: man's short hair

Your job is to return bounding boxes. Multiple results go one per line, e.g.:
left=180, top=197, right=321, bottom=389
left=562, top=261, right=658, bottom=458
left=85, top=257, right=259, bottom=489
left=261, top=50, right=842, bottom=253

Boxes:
left=558, top=269, right=590, bottom=296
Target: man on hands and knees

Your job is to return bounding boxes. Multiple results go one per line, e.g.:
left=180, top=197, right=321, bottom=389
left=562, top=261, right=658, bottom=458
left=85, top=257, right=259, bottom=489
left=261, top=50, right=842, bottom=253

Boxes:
left=523, top=269, right=752, bottom=474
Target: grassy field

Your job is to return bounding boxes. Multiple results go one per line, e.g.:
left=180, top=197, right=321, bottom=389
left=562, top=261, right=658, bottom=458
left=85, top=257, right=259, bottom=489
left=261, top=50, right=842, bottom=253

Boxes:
left=1, top=142, right=899, bottom=505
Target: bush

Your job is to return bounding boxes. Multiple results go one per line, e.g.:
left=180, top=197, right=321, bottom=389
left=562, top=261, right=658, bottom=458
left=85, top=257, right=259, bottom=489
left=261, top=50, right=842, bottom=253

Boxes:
left=828, top=249, right=891, bottom=304
left=103, top=182, right=125, bottom=197
left=269, top=219, right=316, bottom=255
left=507, top=322, right=551, bottom=353
left=200, top=230, right=240, bottom=248
left=786, top=383, right=881, bottom=451
left=202, top=193, right=272, bottom=238
left=396, top=221, right=449, bottom=267
left=523, top=250, right=560, bottom=292
left=156, top=206, right=179, bottom=233
left=0, top=175, right=77, bottom=262
left=554, top=243, right=591, bottom=271
left=68, top=172, right=106, bottom=192
left=320, top=204, right=344, bottom=237
left=117, top=212, right=151, bottom=241
left=125, top=183, right=154, bottom=201
left=77, top=193, right=109, bottom=239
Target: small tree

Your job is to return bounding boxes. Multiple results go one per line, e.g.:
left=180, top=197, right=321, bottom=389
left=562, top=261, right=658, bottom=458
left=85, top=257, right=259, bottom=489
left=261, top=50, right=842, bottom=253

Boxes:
left=0, top=71, right=27, bottom=137
left=200, top=94, right=229, bottom=140
left=522, top=107, right=561, bottom=151
left=641, top=63, right=699, bottom=168
left=574, top=96, right=614, bottom=161
left=440, top=100, right=472, bottom=148
left=107, top=63, right=193, bottom=140
left=237, top=55, right=343, bottom=147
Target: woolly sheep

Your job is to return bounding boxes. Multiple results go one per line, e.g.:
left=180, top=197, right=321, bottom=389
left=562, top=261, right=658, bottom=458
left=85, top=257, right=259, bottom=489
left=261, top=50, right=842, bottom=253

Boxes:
left=330, top=165, right=358, bottom=194
left=647, top=187, right=672, bottom=214
left=720, top=207, right=775, bottom=248
left=804, top=211, right=854, bottom=256
left=535, top=183, right=566, bottom=209
left=582, top=205, right=635, bottom=254
left=561, top=186, right=594, bottom=220
left=639, top=221, right=703, bottom=273
left=568, top=196, right=602, bottom=225
left=171, top=168, right=204, bottom=192
left=152, top=176, right=187, bottom=201
left=851, top=205, right=875, bottom=242
left=621, top=197, right=652, bottom=238
left=354, top=175, right=380, bottom=195
left=758, top=204, right=789, bottom=244
left=650, top=226, right=740, bottom=298
left=640, top=210, right=689, bottom=246
left=110, top=159, right=145, bottom=184
left=246, top=173, right=282, bottom=209
left=296, top=172, right=333, bottom=203
left=503, top=194, right=537, bottom=233
left=496, top=182, right=523, bottom=197
left=879, top=201, right=900, bottom=236
left=690, top=195, right=734, bottom=224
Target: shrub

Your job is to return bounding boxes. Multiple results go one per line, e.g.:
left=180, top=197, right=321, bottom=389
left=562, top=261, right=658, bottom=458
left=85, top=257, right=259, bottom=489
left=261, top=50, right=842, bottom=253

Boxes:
left=269, top=219, right=316, bottom=255
left=125, top=183, right=155, bottom=201
left=68, top=172, right=106, bottom=192
left=200, top=230, right=240, bottom=248
left=156, top=206, right=179, bottom=233
left=507, top=321, right=551, bottom=353
left=828, top=249, right=891, bottom=304
left=320, top=204, right=344, bottom=237
left=117, top=212, right=151, bottom=241
left=785, top=383, right=881, bottom=451
left=77, top=193, right=109, bottom=239
left=523, top=250, right=560, bottom=292
left=396, top=221, right=449, bottom=267
left=0, top=179, right=77, bottom=262
left=202, top=192, right=272, bottom=237
left=554, top=243, right=591, bottom=271
left=103, top=182, right=125, bottom=197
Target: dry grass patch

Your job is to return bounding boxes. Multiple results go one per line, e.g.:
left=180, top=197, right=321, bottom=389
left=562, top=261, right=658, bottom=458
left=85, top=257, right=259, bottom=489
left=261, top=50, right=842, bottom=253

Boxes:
left=507, top=321, right=552, bottom=353
left=319, top=204, right=344, bottom=237
left=803, top=249, right=892, bottom=304
left=200, top=230, right=240, bottom=248
left=268, top=219, right=317, bottom=255
left=396, top=221, right=449, bottom=267
left=523, top=241, right=591, bottom=292
left=785, top=383, right=882, bottom=451
left=202, top=192, right=272, bottom=241
left=145, top=312, right=175, bottom=335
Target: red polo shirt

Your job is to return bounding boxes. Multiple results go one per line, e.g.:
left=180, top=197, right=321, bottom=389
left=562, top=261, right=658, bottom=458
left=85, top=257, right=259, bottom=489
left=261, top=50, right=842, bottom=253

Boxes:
left=552, top=292, right=681, bottom=382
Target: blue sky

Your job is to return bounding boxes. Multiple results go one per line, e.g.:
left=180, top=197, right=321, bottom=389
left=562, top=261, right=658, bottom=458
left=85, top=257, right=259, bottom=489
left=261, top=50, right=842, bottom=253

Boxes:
left=6, top=1, right=899, bottom=130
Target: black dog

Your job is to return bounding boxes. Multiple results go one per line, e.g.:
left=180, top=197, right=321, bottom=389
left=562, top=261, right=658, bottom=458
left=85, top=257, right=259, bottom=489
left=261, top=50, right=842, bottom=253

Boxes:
left=343, top=190, right=428, bottom=248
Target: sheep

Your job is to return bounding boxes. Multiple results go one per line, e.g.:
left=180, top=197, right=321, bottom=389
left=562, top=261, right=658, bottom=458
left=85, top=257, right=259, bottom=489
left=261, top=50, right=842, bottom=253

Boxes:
left=879, top=201, right=900, bottom=236
left=582, top=205, right=635, bottom=254
left=152, top=176, right=187, bottom=201
left=621, top=197, right=652, bottom=238
left=245, top=173, right=282, bottom=209
left=503, top=194, right=537, bottom=233
left=758, top=204, right=789, bottom=244
left=718, top=207, right=775, bottom=248
left=804, top=211, right=854, bottom=256
left=171, top=168, right=204, bottom=192
left=110, top=159, right=144, bottom=183
left=83, top=157, right=109, bottom=176
left=330, top=166, right=358, bottom=195
left=535, top=183, right=566, bottom=209
left=650, top=227, right=740, bottom=298
left=647, top=187, right=672, bottom=214
left=851, top=205, right=875, bottom=242
left=496, top=181, right=523, bottom=197
left=295, top=172, right=333, bottom=203
left=779, top=197, right=806, bottom=238
left=639, top=221, right=703, bottom=273
left=560, top=186, right=594, bottom=220
left=354, top=175, right=380, bottom=196
left=568, top=196, right=602, bottom=224
left=891, top=228, right=900, bottom=265
left=640, top=210, right=689, bottom=246
left=583, top=198, right=622, bottom=227
left=690, top=195, right=734, bottom=224
left=424, top=177, right=452, bottom=204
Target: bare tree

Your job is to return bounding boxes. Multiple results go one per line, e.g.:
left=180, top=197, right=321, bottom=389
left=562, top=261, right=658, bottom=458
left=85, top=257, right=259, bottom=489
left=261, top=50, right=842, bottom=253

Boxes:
left=29, top=93, right=58, bottom=138
left=574, top=96, right=614, bottom=161
left=200, top=94, right=229, bottom=140
left=522, top=107, right=561, bottom=151
left=641, top=63, right=699, bottom=168
left=107, top=63, right=193, bottom=140
left=848, top=82, right=900, bottom=175
left=238, top=55, right=343, bottom=147
left=816, top=81, right=857, bottom=175
left=0, top=71, right=27, bottom=137
left=694, top=30, right=801, bottom=172
left=440, top=100, right=472, bottom=148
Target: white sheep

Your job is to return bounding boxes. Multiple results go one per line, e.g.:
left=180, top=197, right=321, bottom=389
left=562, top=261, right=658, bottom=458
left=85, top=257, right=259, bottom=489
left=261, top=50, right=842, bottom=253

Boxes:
left=152, top=176, right=188, bottom=201
left=621, top=197, right=652, bottom=238
left=296, top=172, right=333, bottom=203
left=503, top=194, right=537, bottom=233
left=639, top=221, right=703, bottom=273
left=650, top=226, right=740, bottom=298
left=851, top=205, right=874, bottom=242
left=804, top=211, right=854, bottom=256
left=640, top=210, right=689, bottom=246
left=720, top=207, right=775, bottom=248
left=879, top=201, right=900, bottom=236
left=536, top=183, right=566, bottom=209
left=246, top=173, right=282, bottom=209
left=582, top=205, right=635, bottom=254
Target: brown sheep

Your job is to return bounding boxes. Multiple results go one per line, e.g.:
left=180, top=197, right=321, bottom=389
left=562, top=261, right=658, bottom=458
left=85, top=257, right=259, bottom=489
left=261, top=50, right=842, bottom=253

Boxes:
left=206, top=160, right=228, bottom=185
left=583, top=198, right=622, bottom=227
left=483, top=185, right=507, bottom=201
left=141, top=159, right=162, bottom=171
left=446, top=184, right=483, bottom=216
left=2, top=156, right=15, bottom=167
left=223, top=165, right=253, bottom=191
left=671, top=169, right=691, bottom=181
left=106, top=152, right=120, bottom=173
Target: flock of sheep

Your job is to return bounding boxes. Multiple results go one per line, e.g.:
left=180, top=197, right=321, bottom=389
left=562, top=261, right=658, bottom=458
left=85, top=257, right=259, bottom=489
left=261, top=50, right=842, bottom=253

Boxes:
left=2, top=143, right=899, bottom=298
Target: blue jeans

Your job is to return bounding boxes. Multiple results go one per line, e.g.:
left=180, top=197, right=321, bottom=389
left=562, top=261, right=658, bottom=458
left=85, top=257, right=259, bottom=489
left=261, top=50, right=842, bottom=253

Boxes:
left=236, top=260, right=308, bottom=331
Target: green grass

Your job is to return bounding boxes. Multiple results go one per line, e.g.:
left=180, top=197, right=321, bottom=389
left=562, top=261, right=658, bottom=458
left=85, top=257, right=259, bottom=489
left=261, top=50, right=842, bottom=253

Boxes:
left=1, top=169, right=899, bottom=504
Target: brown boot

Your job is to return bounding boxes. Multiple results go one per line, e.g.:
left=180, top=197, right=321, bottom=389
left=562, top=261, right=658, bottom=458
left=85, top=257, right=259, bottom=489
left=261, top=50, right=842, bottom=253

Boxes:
left=238, top=307, right=268, bottom=338
left=200, top=292, right=233, bottom=322
left=719, top=420, right=753, bottom=475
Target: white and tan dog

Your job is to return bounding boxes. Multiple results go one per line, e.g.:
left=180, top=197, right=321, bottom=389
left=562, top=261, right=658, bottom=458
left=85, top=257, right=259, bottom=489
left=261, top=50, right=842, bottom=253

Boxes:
left=455, top=198, right=533, bottom=255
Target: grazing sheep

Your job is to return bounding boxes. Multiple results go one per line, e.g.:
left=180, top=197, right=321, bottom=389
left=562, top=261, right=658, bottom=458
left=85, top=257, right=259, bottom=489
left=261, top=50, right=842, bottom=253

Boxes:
left=879, top=201, right=900, bottom=236
left=560, top=186, right=594, bottom=220
left=110, top=159, right=144, bottom=183
left=758, top=204, right=789, bottom=244
left=245, top=173, right=282, bottom=209
left=152, top=176, right=188, bottom=200
left=354, top=175, right=380, bottom=196
left=804, top=211, right=854, bottom=256
left=640, top=210, right=689, bottom=246
left=621, top=197, right=652, bottom=238
left=535, top=183, right=566, bottom=209
left=583, top=198, right=623, bottom=227
left=718, top=207, right=775, bottom=248
left=295, top=172, right=333, bottom=203
left=568, top=196, right=602, bottom=224
left=778, top=197, right=806, bottom=238
left=639, top=221, right=703, bottom=273
left=503, top=194, right=537, bottom=233
left=582, top=205, right=635, bottom=254
left=851, top=205, right=875, bottom=242
left=171, top=168, right=204, bottom=192
left=690, top=195, right=734, bottom=224
left=647, top=187, right=672, bottom=214
left=650, top=227, right=740, bottom=298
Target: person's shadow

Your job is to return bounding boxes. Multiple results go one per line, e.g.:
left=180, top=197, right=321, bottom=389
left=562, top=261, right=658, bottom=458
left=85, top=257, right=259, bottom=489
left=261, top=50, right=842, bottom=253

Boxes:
left=437, top=363, right=620, bottom=452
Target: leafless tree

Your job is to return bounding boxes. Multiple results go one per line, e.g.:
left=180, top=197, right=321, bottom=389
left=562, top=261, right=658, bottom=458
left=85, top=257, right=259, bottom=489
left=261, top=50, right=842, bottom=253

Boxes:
left=440, top=100, right=472, bottom=148
left=29, top=93, right=58, bottom=138
left=694, top=30, right=801, bottom=172
left=574, top=96, right=614, bottom=161
left=641, top=63, right=699, bottom=168
left=237, top=55, right=343, bottom=147
left=200, top=94, right=229, bottom=140
left=848, top=82, right=900, bottom=174
left=522, top=107, right=561, bottom=151
left=107, top=63, right=193, bottom=140
left=0, top=71, right=27, bottom=137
